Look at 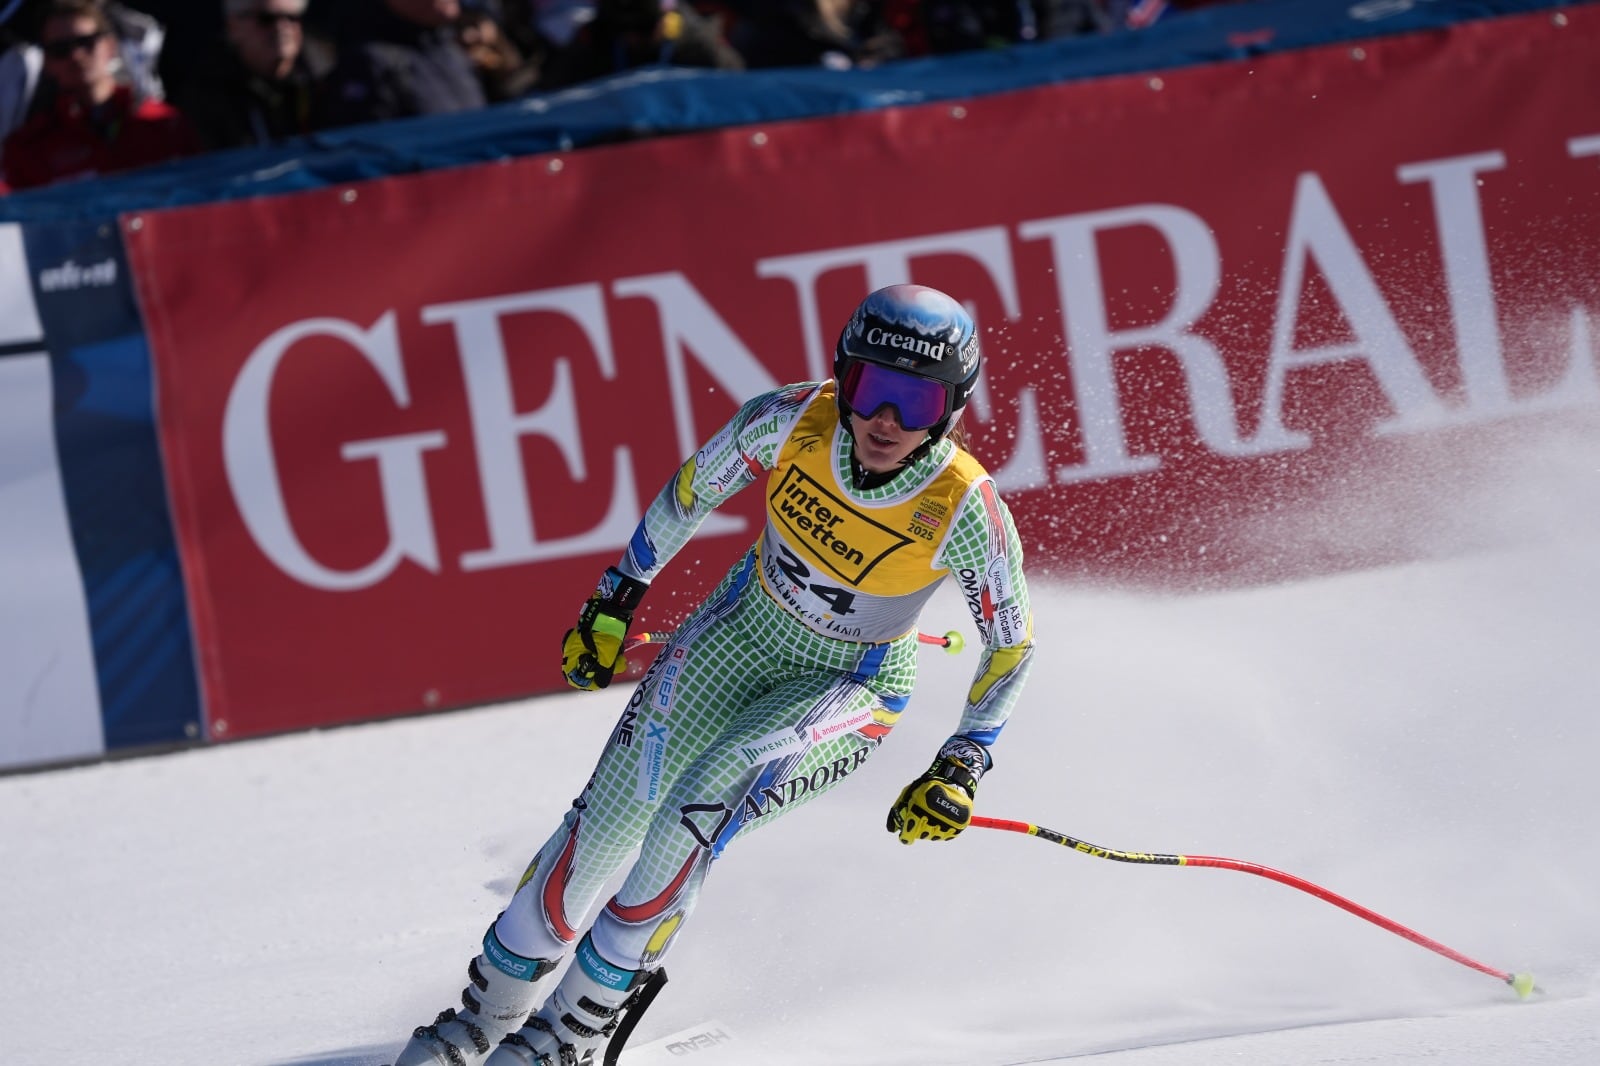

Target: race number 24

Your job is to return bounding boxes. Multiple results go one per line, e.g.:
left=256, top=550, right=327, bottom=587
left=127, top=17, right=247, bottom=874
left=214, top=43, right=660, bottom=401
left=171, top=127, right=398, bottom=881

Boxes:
left=772, top=543, right=857, bottom=615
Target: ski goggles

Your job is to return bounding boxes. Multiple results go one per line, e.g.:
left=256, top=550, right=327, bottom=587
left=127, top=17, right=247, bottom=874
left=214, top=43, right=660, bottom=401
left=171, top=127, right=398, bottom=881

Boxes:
left=838, top=360, right=952, bottom=431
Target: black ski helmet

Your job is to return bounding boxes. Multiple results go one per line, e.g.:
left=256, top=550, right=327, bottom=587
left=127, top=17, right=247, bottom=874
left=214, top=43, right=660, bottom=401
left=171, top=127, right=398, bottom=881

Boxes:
left=833, top=284, right=981, bottom=446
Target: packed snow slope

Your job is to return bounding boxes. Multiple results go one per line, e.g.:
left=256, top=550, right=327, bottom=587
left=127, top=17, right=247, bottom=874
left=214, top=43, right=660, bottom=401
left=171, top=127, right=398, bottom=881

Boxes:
left=4, top=503, right=1598, bottom=1065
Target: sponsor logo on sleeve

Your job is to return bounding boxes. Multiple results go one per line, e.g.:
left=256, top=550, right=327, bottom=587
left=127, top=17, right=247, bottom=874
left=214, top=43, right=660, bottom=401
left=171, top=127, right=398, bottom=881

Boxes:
left=696, top=422, right=757, bottom=499
left=708, top=454, right=754, bottom=496
left=985, top=556, right=1012, bottom=603
left=995, top=602, right=1028, bottom=646
left=699, top=422, right=736, bottom=464
left=957, top=566, right=994, bottom=633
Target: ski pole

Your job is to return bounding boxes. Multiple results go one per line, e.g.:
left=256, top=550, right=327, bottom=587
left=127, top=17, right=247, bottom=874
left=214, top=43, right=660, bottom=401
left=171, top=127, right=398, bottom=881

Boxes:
left=624, top=628, right=966, bottom=653
left=970, top=815, right=1538, bottom=999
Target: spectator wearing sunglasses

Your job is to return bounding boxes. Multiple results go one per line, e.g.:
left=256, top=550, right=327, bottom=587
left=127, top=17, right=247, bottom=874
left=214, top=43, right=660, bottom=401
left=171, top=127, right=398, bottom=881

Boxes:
left=390, top=284, right=1035, bottom=1066
left=170, top=0, right=322, bottom=151
left=2, top=0, right=197, bottom=191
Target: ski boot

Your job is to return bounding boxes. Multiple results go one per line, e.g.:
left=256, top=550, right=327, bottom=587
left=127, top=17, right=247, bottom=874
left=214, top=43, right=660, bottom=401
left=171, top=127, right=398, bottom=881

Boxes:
left=394, top=928, right=557, bottom=1066
left=486, top=935, right=667, bottom=1066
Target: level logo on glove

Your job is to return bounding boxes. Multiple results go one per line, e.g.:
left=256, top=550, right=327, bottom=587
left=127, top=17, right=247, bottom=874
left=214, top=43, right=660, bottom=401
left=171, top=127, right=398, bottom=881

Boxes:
left=887, top=741, right=989, bottom=845
left=562, top=567, right=649, bottom=691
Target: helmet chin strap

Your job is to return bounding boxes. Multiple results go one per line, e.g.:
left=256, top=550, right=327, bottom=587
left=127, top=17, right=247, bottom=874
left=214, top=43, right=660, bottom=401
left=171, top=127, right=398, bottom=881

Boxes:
left=844, top=410, right=938, bottom=489
left=898, top=428, right=942, bottom=468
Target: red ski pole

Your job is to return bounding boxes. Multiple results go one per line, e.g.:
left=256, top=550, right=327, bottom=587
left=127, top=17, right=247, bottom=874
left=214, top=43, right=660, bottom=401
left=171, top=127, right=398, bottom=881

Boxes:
left=970, top=815, right=1538, bottom=999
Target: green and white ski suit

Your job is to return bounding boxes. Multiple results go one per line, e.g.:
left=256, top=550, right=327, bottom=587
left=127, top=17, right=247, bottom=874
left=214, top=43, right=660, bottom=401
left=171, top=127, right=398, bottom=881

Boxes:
left=490, top=381, right=1034, bottom=975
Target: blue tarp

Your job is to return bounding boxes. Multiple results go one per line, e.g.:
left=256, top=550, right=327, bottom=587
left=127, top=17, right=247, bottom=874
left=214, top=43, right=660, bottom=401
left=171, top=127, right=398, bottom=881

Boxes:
left=0, top=0, right=1584, bottom=224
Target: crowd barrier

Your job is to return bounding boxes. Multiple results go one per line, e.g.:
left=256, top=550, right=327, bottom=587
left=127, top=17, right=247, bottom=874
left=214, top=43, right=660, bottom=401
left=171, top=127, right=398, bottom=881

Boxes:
left=2, top=0, right=1596, bottom=770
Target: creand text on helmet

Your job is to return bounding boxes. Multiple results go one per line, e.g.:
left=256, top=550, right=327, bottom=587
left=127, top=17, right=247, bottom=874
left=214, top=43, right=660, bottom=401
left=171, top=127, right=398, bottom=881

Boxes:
left=864, top=325, right=948, bottom=360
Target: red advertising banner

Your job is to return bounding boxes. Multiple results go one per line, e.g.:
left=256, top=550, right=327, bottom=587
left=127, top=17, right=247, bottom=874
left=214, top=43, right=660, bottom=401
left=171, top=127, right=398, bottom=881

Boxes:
left=128, top=10, right=1600, bottom=739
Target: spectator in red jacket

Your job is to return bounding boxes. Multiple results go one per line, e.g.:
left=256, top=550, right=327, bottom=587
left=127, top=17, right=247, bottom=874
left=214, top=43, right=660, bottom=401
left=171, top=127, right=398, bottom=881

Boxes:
left=2, top=0, right=199, bottom=191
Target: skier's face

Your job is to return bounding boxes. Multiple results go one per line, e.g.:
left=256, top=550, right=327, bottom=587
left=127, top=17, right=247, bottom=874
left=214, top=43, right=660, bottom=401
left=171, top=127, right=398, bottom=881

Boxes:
left=849, top=404, right=928, bottom=474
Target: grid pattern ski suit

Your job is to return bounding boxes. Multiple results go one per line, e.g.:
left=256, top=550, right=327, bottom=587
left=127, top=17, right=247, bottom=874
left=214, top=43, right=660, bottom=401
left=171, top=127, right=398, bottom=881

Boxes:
left=492, top=381, right=1034, bottom=974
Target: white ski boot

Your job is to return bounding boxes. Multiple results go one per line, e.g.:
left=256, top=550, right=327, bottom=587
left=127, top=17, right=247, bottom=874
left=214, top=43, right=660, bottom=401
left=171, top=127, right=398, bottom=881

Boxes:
left=394, top=929, right=557, bottom=1066
left=486, top=936, right=663, bottom=1066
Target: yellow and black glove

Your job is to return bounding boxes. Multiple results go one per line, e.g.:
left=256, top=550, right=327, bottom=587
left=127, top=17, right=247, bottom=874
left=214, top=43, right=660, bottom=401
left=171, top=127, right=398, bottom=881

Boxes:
left=561, top=567, right=649, bottom=691
left=887, top=740, right=991, bottom=845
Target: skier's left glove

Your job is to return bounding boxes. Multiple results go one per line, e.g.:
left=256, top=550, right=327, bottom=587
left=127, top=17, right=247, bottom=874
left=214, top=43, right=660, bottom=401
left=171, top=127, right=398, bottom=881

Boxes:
left=887, top=738, right=992, bottom=845
left=561, top=567, right=649, bottom=691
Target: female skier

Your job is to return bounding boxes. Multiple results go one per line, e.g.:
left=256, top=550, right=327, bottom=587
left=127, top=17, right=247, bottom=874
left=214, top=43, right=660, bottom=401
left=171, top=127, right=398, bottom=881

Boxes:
left=395, top=283, right=1035, bottom=1066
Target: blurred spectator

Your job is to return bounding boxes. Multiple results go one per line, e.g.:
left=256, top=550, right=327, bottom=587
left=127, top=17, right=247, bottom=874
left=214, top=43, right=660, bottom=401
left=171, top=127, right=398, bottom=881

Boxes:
left=516, top=0, right=593, bottom=51
left=104, top=0, right=165, bottom=99
left=0, top=1, right=21, bottom=192
left=322, top=0, right=486, bottom=127
left=171, top=0, right=321, bottom=150
left=1106, top=0, right=1248, bottom=28
left=2, top=0, right=198, bottom=191
left=3, top=0, right=166, bottom=138
left=730, top=1, right=905, bottom=70
left=919, top=0, right=1109, bottom=55
left=458, top=0, right=540, bottom=101
left=539, top=0, right=743, bottom=91
left=0, top=24, right=42, bottom=142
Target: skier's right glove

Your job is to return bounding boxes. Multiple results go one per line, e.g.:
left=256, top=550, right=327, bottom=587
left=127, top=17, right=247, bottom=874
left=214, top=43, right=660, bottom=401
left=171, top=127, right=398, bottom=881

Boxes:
left=561, top=567, right=649, bottom=690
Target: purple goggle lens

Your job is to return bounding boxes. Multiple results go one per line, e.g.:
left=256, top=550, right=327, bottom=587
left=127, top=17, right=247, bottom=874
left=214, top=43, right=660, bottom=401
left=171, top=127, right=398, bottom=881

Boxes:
left=839, top=361, right=950, bottom=431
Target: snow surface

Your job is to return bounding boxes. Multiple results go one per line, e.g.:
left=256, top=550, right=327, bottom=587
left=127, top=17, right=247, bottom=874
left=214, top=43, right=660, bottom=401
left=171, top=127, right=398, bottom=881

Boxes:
left=5, top=515, right=1598, bottom=1064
